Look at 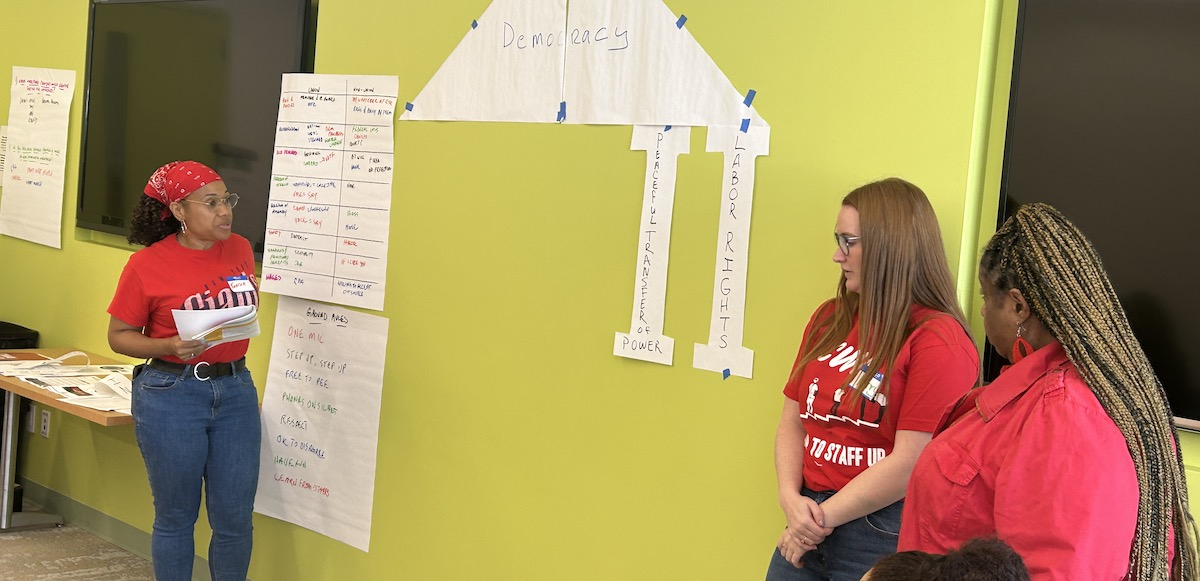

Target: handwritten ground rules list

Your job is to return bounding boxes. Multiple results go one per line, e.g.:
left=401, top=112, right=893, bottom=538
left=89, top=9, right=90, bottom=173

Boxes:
left=255, top=296, right=389, bottom=551
left=260, top=74, right=398, bottom=311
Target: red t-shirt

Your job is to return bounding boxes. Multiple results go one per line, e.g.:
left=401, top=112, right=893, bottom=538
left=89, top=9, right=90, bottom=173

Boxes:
left=898, top=342, right=1142, bottom=580
left=108, top=234, right=258, bottom=365
left=783, top=303, right=979, bottom=492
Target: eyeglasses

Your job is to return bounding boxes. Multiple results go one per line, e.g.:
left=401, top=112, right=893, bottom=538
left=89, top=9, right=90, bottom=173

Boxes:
left=834, top=233, right=861, bottom=256
left=181, top=193, right=239, bottom=211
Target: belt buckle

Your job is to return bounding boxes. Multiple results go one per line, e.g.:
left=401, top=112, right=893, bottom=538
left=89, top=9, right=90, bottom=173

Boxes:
left=193, top=361, right=212, bottom=381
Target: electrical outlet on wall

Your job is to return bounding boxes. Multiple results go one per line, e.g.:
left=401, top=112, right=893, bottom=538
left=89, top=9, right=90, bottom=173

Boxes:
left=25, top=405, right=36, bottom=433
left=39, top=409, right=50, bottom=438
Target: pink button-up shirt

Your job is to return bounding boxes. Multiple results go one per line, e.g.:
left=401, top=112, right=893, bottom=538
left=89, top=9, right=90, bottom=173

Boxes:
left=898, top=342, right=1139, bottom=580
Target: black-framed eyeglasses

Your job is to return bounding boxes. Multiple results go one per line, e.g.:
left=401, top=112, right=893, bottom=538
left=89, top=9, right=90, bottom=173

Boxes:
left=181, top=193, right=239, bottom=211
left=834, top=233, right=861, bottom=256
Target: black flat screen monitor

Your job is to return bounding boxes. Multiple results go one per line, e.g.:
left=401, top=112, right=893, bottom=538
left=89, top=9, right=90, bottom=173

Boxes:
left=78, top=0, right=317, bottom=258
left=994, top=0, right=1200, bottom=430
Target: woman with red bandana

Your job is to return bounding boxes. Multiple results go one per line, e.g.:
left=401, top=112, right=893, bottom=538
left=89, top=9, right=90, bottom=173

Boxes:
left=107, top=161, right=260, bottom=581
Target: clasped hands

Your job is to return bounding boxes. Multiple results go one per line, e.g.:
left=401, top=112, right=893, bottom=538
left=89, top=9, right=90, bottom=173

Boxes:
left=778, top=495, right=834, bottom=568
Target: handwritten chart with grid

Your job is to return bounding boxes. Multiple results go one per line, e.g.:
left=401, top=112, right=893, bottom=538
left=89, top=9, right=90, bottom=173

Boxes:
left=260, top=74, right=398, bottom=311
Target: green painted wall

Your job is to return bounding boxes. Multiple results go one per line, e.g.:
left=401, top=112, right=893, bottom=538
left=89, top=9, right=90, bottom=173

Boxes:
left=0, top=1, right=1194, bottom=579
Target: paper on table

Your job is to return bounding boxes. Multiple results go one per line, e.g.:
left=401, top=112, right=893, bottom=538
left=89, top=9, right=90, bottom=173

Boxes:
left=23, top=364, right=134, bottom=377
left=69, top=398, right=131, bottom=414
left=20, top=374, right=103, bottom=396
left=98, top=373, right=133, bottom=399
left=172, top=306, right=260, bottom=348
left=62, top=374, right=132, bottom=413
left=0, top=350, right=88, bottom=375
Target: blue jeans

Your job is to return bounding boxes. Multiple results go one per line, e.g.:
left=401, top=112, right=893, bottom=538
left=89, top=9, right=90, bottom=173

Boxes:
left=764, top=488, right=903, bottom=581
left=132, top=365, right=261, bottom=581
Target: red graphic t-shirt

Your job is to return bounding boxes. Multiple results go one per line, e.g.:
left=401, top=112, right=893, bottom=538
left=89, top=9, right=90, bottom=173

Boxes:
left=783, top=303, right=978, bottom=492
left=108, top=234, right=258, bottom=365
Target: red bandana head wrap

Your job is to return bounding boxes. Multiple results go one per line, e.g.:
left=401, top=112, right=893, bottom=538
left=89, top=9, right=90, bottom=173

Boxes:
left=143, top=161, right=223, bottom=219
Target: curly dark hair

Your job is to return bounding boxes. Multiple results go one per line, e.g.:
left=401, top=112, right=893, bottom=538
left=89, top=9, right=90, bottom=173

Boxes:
left=868, top=537, right=1029, bottom=581
left=127, top=195, right=180, bottom=247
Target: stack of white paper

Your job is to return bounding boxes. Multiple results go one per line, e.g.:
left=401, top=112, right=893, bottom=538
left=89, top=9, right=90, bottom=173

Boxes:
left=172, top=306, right=260, bottom=350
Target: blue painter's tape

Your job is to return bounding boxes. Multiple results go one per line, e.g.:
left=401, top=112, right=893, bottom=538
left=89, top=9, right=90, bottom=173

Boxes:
left=743, top=89, right=756, bottom=107
left=723, top=368, right=731, bottom=380
left=676, top=15, right=687, bottom=29
left=557, top=101, right=567, bottom=122
left=472, top=19, right=478, bottom=30
left=740, top=118, right=750, bottom=133
left=405, top=102, right=413, bottom=112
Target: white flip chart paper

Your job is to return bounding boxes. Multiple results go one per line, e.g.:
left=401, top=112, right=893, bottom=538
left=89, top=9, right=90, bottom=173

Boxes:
left=0, top=67, right=76, bottom=248
left=260, top=74, right=398, bottom=311
left=693, top=125, right=769, bottom=379
left=255, top=296, right=390, bottom=552
left=614, top=125, right=689, bottom=364
left=401, top=0, right=567, bottom=123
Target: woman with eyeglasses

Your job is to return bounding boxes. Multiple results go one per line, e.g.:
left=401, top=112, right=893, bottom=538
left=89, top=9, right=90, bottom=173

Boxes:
left=765, top=178, right=979, bottom=581
left=106, top=160, right=261, bottom=581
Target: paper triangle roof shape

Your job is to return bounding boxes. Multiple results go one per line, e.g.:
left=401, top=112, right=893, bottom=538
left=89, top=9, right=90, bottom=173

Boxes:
left=402, top=0, right=568, bottom=123
left=401, top=0, right=767, bottom=128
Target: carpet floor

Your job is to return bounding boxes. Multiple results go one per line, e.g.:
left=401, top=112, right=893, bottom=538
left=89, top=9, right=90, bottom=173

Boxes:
left=0, top=523, right=154, bottom=580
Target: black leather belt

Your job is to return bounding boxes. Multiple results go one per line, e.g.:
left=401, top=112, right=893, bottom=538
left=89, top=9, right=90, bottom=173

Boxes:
left=147, top=357, right=247, bottom=381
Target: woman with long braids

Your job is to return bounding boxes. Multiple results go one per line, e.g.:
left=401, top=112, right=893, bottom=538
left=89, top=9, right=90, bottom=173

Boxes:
left=898, top=203, right=1198, bottom=580
left=766, top=178, right=979, bottom=581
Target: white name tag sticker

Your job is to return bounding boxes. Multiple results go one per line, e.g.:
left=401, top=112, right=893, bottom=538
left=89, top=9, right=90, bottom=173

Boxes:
left=227, top=276, right=254, bottom=293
